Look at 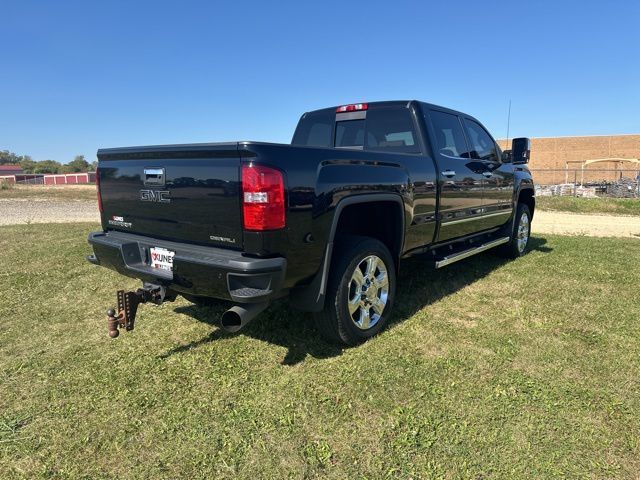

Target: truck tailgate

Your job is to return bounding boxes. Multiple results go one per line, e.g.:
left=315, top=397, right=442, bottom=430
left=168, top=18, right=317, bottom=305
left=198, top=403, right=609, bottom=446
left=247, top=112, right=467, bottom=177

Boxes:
left=97, top=143, right=243, bottom=249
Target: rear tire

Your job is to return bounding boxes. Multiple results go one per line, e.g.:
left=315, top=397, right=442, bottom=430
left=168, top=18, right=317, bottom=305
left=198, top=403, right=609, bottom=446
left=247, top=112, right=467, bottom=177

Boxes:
left=500, top=203, right=531, bottom=258
left=314, top=236, right=396, bottom=346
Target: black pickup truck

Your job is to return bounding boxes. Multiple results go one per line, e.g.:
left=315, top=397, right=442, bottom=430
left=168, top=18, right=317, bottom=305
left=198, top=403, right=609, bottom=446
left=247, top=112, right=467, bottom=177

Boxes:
left=88, top=101, right=534, bottom=345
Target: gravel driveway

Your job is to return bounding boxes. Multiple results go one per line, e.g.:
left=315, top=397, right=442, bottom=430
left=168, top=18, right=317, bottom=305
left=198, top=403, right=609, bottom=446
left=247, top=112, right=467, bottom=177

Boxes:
left=0, top=199, right=100, bottom=225
left=532, top=211, right=640, bottom=238
left=1, top=199, right=639, bottom=238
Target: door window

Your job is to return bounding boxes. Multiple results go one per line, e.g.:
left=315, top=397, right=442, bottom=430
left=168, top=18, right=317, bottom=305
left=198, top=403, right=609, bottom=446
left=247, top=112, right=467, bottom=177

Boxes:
left=464, top=119, right=499, bottom=162
left=429, top=110, right=470, bottom=158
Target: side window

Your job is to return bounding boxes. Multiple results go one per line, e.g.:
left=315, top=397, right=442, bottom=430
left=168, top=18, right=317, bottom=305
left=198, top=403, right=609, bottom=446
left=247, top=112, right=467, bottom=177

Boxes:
left=364, top=107, right=421, bottom=154
left=429, top=110, right=470, bottom=158
left=464, top=119, right=498, bottom=162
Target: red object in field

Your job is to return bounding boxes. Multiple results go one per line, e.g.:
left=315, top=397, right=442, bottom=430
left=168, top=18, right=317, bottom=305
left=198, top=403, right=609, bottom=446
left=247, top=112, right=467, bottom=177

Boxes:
left=0, top=175, right=17, bottom=184
left=43, top=173, right=92, bottom=185
left=241, top=164, right=285, bottom=231
left=336, top=103, right=368, bottom=113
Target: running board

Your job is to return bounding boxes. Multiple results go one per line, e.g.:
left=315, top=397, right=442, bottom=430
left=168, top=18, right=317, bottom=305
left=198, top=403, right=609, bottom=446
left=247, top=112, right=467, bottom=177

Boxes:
left=435, top=237, right=510, bottom=269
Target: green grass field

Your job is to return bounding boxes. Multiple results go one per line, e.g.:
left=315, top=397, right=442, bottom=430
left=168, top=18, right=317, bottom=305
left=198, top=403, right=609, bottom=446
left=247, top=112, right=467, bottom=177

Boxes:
left=1, top=224, right=639, bottom=479
left=536, top=196, right=640, bottom=216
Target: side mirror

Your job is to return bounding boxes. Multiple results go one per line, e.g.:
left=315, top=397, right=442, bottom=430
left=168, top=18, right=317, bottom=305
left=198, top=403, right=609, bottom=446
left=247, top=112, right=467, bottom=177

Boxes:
left=511, top=137, right=531, bottom=164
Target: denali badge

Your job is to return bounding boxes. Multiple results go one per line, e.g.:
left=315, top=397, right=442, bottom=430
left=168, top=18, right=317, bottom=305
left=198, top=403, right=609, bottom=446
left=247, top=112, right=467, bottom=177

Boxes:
left=209, top=235, right=237, bottom=244
left=140, top=189, right=171, bottom=203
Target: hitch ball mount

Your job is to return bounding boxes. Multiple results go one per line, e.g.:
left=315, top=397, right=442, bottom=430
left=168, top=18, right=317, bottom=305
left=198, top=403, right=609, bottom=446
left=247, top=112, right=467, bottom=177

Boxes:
left=106, top=283, right=176, bottom=338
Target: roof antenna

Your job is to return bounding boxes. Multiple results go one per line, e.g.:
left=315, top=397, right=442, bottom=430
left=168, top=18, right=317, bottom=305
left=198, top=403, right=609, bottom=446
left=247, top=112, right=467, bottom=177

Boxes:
left=505, top=99, right=512, bottom=149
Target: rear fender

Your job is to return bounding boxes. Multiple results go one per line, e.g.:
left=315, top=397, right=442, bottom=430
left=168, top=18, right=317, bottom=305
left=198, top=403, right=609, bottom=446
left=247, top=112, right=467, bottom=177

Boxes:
left=289, top=193, right=405, bottom=312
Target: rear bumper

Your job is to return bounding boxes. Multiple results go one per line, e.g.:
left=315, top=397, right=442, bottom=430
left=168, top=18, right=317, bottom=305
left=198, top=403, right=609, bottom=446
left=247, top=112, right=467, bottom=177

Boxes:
left=87, top=231, right=286, bottom=303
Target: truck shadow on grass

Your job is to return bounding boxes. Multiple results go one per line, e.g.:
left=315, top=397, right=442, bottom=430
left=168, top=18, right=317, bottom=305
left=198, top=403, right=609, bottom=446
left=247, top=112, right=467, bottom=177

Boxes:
left=164, top=237, right=552, bottom=365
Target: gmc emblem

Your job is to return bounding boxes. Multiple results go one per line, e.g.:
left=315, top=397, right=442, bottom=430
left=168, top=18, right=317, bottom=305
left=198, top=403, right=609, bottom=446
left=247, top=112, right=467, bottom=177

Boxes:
left=140, top=189, right=171, bottom=203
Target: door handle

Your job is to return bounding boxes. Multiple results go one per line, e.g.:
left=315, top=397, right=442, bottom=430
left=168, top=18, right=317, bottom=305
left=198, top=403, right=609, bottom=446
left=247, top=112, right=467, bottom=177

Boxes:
left=441, top=170, right=456, bottom=178
left=482, top=171, right=493, bottom=178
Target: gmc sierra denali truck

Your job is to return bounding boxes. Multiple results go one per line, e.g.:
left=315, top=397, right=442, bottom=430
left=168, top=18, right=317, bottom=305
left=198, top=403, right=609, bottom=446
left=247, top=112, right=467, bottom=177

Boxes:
left=88, top=100, right=534, bottom=345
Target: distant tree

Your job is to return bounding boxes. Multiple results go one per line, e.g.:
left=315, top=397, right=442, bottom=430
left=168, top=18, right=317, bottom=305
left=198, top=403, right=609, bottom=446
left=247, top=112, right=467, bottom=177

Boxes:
left=1, top=151, right=96, bottom=174
left=90, top=160, right=98, bottom=172
left=34, top=160, right=62, bottom=174
left=65, top=155, right=90, bottom=173
left=19, top=156, right=36, bottom=173
left=0, top=150, right=25, bottom=165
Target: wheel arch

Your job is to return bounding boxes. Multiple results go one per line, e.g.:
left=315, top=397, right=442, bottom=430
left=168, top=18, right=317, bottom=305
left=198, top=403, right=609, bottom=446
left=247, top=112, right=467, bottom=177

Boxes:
left=328, top=194, right=405, bottom=261
left=517, top=186, right=535, bottom=219
left=289, top=193, right=406, bottom=312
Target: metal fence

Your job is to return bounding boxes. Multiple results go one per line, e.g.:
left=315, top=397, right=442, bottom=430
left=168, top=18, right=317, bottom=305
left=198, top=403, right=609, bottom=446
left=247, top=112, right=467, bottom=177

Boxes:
left=15, top=175, right=44, bottom=185
left=530, top=168, right=640, bottom=198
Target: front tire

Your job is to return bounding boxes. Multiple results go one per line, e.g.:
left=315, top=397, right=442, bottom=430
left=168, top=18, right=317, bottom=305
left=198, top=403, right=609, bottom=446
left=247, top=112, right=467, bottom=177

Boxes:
left=500, top=203, right=531, bottom=258
left=314, top=236, right=396, bottom=346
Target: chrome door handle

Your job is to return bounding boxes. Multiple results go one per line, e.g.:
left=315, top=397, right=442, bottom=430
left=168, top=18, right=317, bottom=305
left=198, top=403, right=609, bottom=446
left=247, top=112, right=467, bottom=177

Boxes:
left=482, top=171, right=493, bottom=178
left=441, top=170, right=456, bottom=178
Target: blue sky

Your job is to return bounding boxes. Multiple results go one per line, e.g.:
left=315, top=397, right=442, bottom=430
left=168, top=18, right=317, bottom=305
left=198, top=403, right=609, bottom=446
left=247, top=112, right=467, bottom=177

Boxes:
left=1, top=0, right=639, bottom=163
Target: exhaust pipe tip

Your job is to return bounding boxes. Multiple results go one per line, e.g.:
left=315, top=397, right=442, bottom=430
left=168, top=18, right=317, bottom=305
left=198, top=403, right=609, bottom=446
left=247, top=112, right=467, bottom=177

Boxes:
left=221, top=309, right=243, bottom=332
left=220, top=303, right=268, bottom=333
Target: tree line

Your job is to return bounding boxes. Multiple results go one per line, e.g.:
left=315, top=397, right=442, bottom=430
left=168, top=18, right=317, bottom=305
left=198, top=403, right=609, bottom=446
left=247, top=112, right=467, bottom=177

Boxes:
left=0, top=150, right=97, bottom=174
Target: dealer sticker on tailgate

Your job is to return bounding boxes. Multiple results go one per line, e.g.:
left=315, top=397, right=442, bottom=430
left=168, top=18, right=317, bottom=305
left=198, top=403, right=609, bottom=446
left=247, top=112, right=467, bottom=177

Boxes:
left=150, top=247, right=175, bottom=271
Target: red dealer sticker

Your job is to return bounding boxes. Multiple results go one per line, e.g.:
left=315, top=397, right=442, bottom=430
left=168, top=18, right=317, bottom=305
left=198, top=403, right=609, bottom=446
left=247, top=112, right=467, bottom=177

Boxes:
left=150, top=247, right=175, bottom=271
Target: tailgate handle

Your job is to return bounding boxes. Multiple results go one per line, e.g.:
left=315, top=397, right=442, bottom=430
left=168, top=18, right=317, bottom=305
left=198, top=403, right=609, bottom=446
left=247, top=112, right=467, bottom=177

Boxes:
left=144, top=167, right=165, bottom=186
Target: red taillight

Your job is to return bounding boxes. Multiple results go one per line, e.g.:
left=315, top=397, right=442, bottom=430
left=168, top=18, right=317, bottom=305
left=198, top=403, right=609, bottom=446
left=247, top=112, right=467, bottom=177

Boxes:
left=95, top=167, right=103, bottom=213
left=336, top=103, right=368, bottom=113
left=242, top=164, right=285, bottom=231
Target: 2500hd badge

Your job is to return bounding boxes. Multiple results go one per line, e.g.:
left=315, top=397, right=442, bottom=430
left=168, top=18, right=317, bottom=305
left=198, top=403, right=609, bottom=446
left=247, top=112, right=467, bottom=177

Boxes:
left=107, top=216, right=132, bottom=228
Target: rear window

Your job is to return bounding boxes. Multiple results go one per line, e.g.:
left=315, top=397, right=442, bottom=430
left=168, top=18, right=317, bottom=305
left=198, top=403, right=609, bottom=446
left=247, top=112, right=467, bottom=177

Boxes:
left=292, top=105, right=421, bottom=154
left=291, top=110, right=333, bottom=147
left=335, top=119, right=365, bottom=148
left=364, top=107, right=420, bottom=154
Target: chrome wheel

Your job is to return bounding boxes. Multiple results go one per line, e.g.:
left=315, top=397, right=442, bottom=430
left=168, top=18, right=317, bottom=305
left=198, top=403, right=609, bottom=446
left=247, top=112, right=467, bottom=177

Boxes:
left=516, top=212, right=530, bottom=253
left=347, top=255, right=389, bottom=330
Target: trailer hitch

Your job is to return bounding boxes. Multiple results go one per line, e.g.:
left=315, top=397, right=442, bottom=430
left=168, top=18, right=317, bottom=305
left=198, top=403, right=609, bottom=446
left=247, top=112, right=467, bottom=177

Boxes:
left=106, top=283, right=176, bottom=338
